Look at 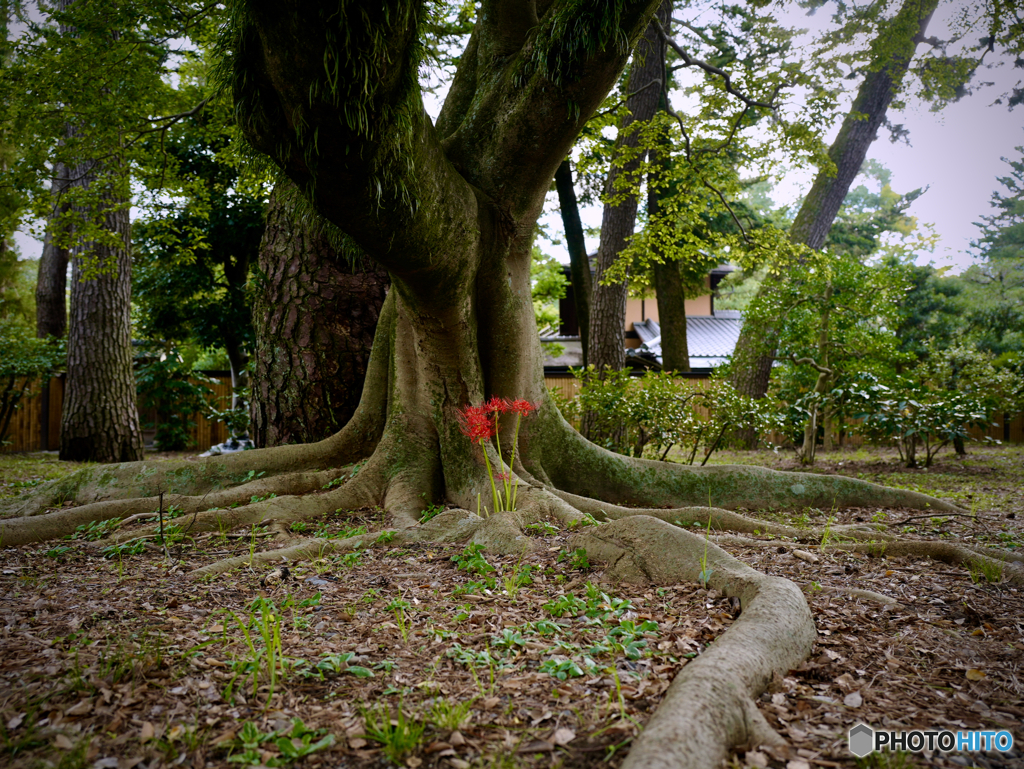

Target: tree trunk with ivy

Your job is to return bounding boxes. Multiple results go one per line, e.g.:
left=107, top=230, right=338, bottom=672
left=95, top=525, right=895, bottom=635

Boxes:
left=4, top=4, right=1013, bottom=768
left=250, top=181, right=390, bottom=447
left=729, top=0, right=939, bottom=405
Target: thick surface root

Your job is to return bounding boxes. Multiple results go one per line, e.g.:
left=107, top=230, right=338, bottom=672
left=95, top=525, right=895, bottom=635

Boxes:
left=552, top=490, right=891, bottom=542
left=0, top=469, right=343, bottom=547
left=538, top=416, right=965, bottom=514
left=572, top=516, right=816, bottom=769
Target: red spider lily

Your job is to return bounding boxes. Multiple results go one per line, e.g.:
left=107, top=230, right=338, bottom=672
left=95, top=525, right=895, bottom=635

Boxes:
left=494, top=472, right=511, bottom=482
left=458, top=404, right=495, bottom=443
left=484, top=396, right=511, bottom=414
left=508, top=399, right=537, bottom=416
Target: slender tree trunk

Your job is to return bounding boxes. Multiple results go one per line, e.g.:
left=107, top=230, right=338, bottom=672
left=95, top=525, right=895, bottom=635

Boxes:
left=648, top=72, right=689, bottom=372
left=554, top=159, right=591, bottom=366
left=653, top=260, right=690, bottom=372
left=223, top=336, right=248, bottom=414
left=798, top=285, right=833, bottom=466
left=587, top=0, right=671, bottom=373
left=60, top=160, right=143, bottom=462
left=250, top=183, right=390, bottom=447
left=35, top=163, right=71, bottom=340
left=730, top=0, right=939, bottom=404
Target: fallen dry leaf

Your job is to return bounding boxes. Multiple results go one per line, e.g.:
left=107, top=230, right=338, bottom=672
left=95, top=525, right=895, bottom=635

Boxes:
left=551, top=727, right=575, bottom=745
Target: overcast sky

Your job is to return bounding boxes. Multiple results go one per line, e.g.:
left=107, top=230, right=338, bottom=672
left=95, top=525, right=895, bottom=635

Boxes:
left=536, top=1, right=1024, bottom=274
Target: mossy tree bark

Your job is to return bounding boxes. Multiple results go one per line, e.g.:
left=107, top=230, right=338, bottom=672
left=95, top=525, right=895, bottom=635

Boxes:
left=730, top=0, right=939, bottom=402
left=251, top=180, right=390, bottom=446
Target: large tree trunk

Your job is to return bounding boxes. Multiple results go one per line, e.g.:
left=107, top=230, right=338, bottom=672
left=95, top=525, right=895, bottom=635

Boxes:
left=250, top=182, right=390, bottom=447
left=60, top=160, right=143, bottom=462
left=554, top=159, right=592, bottom=366
left=587, top=0, right=672, bottom=373
left=730, top=0, right=939, bottom=403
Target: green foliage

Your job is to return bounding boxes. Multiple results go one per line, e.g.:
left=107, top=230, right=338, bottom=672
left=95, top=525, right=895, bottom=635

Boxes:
left=0, top=319, right=64, bottom=445
left=136, top=355, right=215, bottom=451
left=558, top=368, right=779, bottom=462
left=359, top=703, right=425, bottom=764
left=224, top=719, right=334, bottom=767
left=451, top=543, right=495, bottom=575
left=848, top=343, right=1018, bottom=468
left=531, top=247, right=567, bottom=336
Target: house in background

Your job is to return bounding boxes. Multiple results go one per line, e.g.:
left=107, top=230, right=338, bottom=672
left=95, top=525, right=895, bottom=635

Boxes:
left=542, top=264, right=742, bottom=376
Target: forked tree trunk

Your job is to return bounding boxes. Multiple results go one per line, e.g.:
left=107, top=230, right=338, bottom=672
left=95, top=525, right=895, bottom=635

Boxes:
left=730, top=0, right=939, bottom=403
left=250, top=183, right=390, bottom=447
left=60, top=161, right=143, bottom=462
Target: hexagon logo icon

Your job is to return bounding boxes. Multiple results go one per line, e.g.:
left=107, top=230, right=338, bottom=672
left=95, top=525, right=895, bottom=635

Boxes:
left=848, top=723, right=874, bottom=757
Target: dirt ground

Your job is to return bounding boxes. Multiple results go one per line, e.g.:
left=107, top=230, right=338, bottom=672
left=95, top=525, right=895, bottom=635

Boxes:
left=0, top=445, right=1021, bottom=769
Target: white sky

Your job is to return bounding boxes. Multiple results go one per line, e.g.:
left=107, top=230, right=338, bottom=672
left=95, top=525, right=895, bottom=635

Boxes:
left=14, top=1, right=1021, bottom=275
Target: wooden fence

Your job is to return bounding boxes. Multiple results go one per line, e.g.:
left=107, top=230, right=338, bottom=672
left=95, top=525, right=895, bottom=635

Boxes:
left=4, top=371, right=1022, bottom=453
left=2, top=373, right=234, bottom=454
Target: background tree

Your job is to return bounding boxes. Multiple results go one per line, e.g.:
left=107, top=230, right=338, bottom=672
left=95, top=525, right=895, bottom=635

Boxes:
left=249, top=181, right=390, bottom=447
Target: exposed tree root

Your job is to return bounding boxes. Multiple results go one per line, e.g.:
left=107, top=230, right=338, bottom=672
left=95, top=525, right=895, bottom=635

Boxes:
left=0, top=469, right=346, bottom=547
left=551, top=490, right=892, bottom=543
left=571, top=516, right=815, bottom=769
left=536, top=413, right=967, bottom=513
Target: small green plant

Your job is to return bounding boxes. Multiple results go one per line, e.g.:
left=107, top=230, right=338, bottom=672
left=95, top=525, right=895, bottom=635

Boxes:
left=560, top=547, right=590, bottom=570
left=228, top=598, right=285, bottom=702
left=100, top=539, right=146, bottom=559
left=375, top=530, right=395, bottom=545
left=525, top=521, right=558, bottom=536
left=70, top=518, right=121, bottom=541
left=427, top=697, right=474, bottom=731
left=697, top=511, right=714, bottom=588
left=451, top=543, right=495, bottom=575
left=225, top=719, right=334, bottom=766
left=387, top=597, right=412, bottom=642
left=419, top=503, right=446, bottom=523
left=311, top=652, right=374, bottom=679
left=539, top=658, right=585, bottom=680
left=501, top=561, right=533, bottom=600
left=543, top=593, right=586, bottom=618
left=289, top=522, right=308, bottom=533
left=968, top=559, right=1003, bottom=584
left=360, top=703, right=426, bottom=764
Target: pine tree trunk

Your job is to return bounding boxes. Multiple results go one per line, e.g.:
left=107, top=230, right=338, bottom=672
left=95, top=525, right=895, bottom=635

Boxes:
left=587, top=0, right=671, bottom=373
left=554, top=160, right=592, bottom=366
left=250, top=183, right=390, bottom=447
left=60, top=163, right=143, bottom=462
left=730, top=0, right=939, bottom=403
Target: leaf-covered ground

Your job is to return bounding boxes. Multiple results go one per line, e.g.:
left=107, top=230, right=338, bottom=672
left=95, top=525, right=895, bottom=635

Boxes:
left=0, top=445, right=1021, bottom=769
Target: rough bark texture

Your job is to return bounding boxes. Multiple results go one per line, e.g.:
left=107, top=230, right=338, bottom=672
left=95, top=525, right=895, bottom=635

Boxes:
left=730, top=0, right=939, bottom=401
left=250, top=182, right=390, bottom=447
left=554, top=159, right=592, bottom=365
left=60, top=168, right=143, bottom=463
left=587, top=0, right=671, bottom=373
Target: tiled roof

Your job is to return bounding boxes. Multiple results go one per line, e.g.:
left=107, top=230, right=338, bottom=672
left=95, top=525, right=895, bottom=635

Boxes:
left=633, top=312, right=743, bottom=369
